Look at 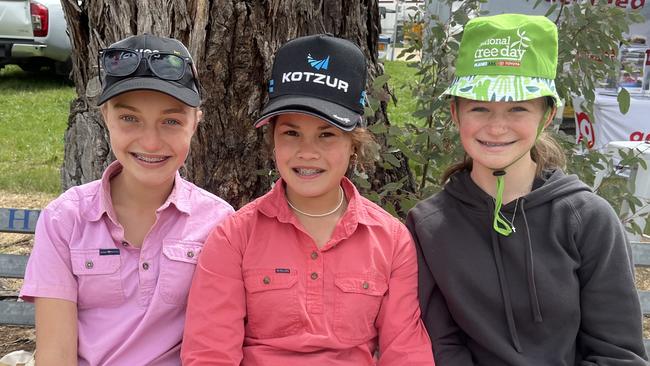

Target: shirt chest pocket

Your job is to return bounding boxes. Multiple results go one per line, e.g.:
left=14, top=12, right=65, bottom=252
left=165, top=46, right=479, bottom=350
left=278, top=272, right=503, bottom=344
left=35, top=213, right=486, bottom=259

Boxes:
left=243, top=269, right=301, bottom=339
left=333, top=273, right=388, bottom=343
left=159, top=240, right=202, bottom=306
left=70, top=249, right=125, bottom=309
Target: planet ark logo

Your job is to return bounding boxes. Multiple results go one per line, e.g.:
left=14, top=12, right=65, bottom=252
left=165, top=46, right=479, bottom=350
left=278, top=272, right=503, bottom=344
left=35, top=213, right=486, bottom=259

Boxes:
left=473, top=28, right=530, bottom=68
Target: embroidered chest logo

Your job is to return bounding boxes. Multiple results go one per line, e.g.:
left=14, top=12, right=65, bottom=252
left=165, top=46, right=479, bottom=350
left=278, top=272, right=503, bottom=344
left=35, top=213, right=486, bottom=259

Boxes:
left=473, top=28, right=530, bottom=68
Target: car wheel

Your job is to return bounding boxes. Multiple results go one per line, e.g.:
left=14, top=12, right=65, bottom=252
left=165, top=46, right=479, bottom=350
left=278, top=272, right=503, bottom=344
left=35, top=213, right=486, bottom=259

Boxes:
left=18, top=61, right=45, bottom=73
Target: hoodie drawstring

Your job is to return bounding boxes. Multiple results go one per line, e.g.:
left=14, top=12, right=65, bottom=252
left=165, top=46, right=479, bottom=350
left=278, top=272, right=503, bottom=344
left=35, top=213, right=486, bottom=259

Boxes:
left=520, top=200, right=543, bottom=323
left=490, top=227, right=523, bottom=353
left=489, top=199, right=545, bottom=353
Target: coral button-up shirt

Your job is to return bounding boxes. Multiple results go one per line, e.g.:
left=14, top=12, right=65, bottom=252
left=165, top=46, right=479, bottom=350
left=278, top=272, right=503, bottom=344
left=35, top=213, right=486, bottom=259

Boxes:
left=182, top=178, right=433, bottom=365
left=20, top=161, right=234, bottom=366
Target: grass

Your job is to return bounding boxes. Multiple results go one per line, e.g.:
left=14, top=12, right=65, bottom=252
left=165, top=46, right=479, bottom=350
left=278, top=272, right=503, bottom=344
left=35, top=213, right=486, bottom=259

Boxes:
left=0, top=65, right=75, bottom=195
left=383, top=60, right=420, bottom=126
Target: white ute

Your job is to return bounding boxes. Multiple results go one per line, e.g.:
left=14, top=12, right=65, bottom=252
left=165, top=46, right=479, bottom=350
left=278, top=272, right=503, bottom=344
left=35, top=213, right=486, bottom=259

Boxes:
left=0, top=0, right=71, bottom=76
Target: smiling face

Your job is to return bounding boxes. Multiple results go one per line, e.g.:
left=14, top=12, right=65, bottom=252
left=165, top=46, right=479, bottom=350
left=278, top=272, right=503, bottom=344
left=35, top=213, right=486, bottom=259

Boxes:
left=452, top=97, right=552, bottom=178
left=101, top=90, right=201, bottom=191
left=273, top=113, right=353, bottom=210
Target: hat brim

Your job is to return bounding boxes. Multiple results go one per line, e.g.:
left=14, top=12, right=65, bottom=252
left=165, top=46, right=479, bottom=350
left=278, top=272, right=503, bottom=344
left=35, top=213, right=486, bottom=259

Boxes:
left=441, top=75, right=563, bottom=107
left=97, top=77, right=201, bottom=107
left=254, top=95, right=363, bottom=131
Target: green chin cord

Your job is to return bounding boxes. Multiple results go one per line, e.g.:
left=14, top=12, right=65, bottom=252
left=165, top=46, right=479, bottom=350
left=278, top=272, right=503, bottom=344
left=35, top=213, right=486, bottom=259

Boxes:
left=492, top=171, right=512, bottom=236
left=491, top=107, right=552, bottom=236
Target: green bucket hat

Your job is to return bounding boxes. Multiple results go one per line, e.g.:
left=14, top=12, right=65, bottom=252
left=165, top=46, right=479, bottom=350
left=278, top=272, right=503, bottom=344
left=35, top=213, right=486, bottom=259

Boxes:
left=442, top=13, right=562, bottom=107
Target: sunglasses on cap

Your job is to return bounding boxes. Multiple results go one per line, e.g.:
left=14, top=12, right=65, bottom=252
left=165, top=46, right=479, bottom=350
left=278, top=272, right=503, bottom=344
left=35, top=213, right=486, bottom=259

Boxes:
left=98, top=48, right=201, bottom=94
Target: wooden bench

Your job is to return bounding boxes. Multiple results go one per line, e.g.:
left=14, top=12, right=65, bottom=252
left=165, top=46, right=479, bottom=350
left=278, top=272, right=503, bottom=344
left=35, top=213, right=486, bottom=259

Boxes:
left=0, top=207, right=40, bottom=326
left=0, top=207, right=649, bottom=355
left=632, top=241, right=650, bottom=355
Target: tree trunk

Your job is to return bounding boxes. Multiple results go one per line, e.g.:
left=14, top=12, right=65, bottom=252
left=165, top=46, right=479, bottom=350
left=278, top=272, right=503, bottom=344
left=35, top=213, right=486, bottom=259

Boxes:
left=61, top=0, right=413, bottom=209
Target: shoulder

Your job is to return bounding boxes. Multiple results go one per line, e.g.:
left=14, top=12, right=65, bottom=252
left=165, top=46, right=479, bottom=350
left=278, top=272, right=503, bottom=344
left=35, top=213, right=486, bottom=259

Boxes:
left=556, top=189, right=618, bottom=227
left=45, top=179, right=102, bottom=218
left=358, top=195, right=401, bottom=226
left=215, top=195, right=266, bottom=234
left=407, top=190, right=449, bottom=227
left=181, top=179, right=234, bottom=217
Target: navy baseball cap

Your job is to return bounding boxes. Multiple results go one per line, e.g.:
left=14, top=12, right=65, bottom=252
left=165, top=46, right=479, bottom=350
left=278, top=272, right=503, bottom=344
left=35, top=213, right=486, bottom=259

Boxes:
left=254, top=34, right=367, bottom=131
left=97, top=34, right=201, bottom=107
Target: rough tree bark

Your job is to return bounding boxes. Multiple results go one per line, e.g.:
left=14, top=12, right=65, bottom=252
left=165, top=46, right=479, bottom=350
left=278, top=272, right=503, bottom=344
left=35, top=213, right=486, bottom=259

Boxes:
left=61, top=0, right=414, bottom=209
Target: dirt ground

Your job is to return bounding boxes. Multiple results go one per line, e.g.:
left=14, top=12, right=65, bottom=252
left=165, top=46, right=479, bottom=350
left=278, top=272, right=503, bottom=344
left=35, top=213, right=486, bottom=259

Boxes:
left=0, top=190, right=649, bottom=356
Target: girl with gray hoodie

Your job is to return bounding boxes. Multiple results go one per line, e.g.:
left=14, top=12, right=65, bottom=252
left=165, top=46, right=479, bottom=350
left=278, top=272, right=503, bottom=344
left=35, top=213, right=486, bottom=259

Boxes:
left=407, top=13, right=647, bottom=365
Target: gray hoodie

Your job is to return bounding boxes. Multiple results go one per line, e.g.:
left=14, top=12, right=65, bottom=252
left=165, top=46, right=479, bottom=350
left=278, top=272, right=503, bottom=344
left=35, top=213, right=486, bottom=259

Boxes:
left=407, top=169, right=647, bottom=365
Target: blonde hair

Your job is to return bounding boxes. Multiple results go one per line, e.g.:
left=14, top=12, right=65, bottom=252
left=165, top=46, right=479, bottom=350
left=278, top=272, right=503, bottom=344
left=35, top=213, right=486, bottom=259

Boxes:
left=441, top=96, right=566, bottom=183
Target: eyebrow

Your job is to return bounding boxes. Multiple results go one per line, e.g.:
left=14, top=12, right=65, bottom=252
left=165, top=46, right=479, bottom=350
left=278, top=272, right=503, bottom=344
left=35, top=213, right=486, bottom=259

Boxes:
left=111, top=103, right=186, bottom=115
left=278, top=121, right=333, bottom=130
left=112, top=103, right=139, bottom=112
left=162, top=107, right=187, bottom=114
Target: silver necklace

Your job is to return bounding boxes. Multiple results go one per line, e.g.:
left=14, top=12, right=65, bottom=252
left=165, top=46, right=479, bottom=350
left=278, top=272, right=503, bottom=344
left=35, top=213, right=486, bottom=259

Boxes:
left=287, top=186, right=344, bottom=218
left=500, top=198, right=519, bottom=233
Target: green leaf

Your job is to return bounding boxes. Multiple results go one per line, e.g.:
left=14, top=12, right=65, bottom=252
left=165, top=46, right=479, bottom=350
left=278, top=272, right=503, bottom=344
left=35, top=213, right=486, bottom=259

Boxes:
left=544, top=3, right=558, bottom=17
left=399, top=197, right=418, bottom=213
left=369, top=122, right=387, bottom=134
left=381, top=182, right=403, bottom=192
left=372, top=74, right=391, bottom=91
left=384, top=202, right=399, bottom=218
left=382, top=153, right=402, bottom=168
left=617, top=88, right=630, bottom=114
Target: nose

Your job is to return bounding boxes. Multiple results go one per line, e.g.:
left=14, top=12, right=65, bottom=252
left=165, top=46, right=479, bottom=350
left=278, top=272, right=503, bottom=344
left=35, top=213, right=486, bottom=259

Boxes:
left=296, top=136, right=320, bottom=160
left=485, top=112, right=508, bottom=135
left=138, top=124, right=164, bottom=152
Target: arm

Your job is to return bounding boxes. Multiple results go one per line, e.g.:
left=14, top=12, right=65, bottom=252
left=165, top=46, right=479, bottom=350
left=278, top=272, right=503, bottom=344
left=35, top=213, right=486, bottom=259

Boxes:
left=34, top=298, right=78, bottom=366
left=375, top=222, right=434, bottom=365
left=406, top=212, right=476, bottom=366
left=573, top=196, right=648, bottom=364
left=181, top=217, right=247, bottom=365
left=20, top=202, right=80, bottom=364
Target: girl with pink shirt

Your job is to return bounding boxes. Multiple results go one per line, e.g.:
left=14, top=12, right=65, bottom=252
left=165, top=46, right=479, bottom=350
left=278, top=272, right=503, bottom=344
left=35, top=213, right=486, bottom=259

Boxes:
left=20, top=34, right=233, bottom=365
left=181, top=34, right=434, bottom=365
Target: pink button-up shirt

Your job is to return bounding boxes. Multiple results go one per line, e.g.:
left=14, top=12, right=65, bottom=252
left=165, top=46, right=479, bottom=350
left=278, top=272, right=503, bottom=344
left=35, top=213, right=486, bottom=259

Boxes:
left=182, top=178, right=433, bottom=365
left=20, top=161, right=233, bottom=366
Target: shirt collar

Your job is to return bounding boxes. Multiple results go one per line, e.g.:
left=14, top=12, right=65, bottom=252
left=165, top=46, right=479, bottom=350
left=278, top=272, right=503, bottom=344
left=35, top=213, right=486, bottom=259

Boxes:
left=257, top=176, right=376, bottom=229
left=84, top=161, right=191, bottom=223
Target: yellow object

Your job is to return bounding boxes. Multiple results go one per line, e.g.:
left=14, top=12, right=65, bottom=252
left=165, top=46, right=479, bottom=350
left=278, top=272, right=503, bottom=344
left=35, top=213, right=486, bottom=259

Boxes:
left=563, top=102, right=575, bottom=119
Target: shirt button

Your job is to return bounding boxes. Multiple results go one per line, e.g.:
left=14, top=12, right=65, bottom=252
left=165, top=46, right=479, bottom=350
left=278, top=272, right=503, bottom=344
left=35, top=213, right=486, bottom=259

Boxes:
left=263, top=276, right=271, bottom=284
left=310, top=272, right=318, bottom=280
left=142, top=262, right=150, bottom=270
left=121, top=241, right=129, bottom=247
left=186, top=250, right=195, bottom=258
left=311, top=251, right=318, bottom=260
left=85, top=260, right=93, bottom=269
left=362, top=281, right=370, bottom=289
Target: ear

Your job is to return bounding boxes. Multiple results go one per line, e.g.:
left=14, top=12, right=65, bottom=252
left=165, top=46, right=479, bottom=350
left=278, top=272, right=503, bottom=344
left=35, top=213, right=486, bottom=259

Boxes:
left=542, top=105, right=557, bottom=129
left=449, top=99, right=460, bottom=126
left=193, top=109, right=203, bottom=133
left=99, top=104, right=109, bottom=124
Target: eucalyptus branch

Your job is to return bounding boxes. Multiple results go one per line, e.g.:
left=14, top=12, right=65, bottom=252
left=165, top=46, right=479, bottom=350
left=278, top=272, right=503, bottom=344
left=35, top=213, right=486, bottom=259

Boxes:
left=554, top=2, right=566, bottom=24
left=621, top=202, right=650, bottom=224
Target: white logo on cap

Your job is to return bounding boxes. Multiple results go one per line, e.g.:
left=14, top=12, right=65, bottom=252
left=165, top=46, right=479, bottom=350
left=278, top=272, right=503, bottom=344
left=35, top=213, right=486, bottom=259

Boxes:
left=333, top=114, right=350, bottom=123
left=281, top=72, right=349, bottom=92
left=133, top=48, right=160, bottom=54
left=473, top=28, right=530, bottom=67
